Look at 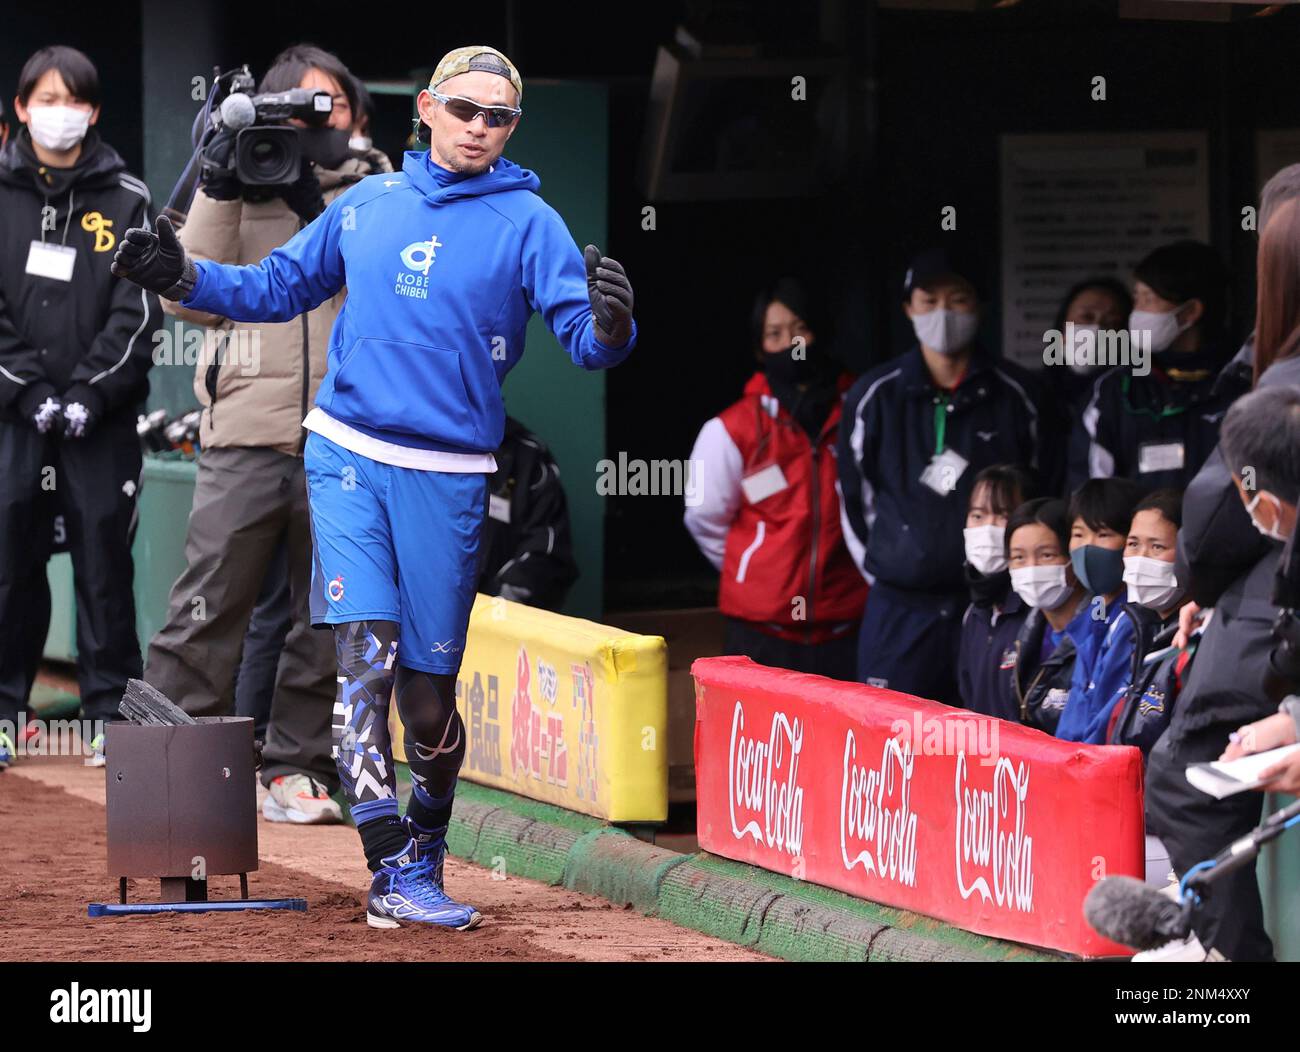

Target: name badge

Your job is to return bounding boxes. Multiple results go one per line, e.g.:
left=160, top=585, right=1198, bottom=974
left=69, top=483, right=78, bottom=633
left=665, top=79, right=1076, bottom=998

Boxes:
left=740, top=462, right=788, bottom=505
left=1138, top=441, right=1184, bottom=474
left=919, top=447, right=969, bottom=496
left=488, top=493, right=511, bottom=523
left=26, top=240, right=76, bottom=282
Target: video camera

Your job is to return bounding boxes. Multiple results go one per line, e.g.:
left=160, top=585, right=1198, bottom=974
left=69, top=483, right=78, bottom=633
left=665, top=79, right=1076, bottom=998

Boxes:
left=207, top=67, right=333, bottom=186
left=161, top=66, right=333, bottom=222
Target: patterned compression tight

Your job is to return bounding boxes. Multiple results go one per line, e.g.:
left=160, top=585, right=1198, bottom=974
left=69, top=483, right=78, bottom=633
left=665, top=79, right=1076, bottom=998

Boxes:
left=331, top=620, right=467, bottom=870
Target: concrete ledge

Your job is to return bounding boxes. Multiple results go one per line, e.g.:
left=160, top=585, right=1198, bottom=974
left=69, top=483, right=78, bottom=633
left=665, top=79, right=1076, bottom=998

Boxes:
left=443, top=780, right=1064, bottom=963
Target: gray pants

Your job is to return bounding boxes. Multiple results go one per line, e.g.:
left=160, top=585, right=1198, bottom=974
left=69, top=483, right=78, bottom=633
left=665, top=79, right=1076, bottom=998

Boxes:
left=145, top=446, right=337, bottom=790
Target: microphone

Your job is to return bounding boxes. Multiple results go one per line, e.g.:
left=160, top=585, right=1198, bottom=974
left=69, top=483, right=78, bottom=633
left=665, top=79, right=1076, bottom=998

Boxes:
left=218, top=92, right=257, bottom=131
left=1083, top=876, right=1191, bottom=951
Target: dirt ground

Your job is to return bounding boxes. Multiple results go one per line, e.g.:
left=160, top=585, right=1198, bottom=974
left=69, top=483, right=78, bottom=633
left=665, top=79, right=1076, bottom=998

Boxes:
left=0, top=756, right=766, bottom=963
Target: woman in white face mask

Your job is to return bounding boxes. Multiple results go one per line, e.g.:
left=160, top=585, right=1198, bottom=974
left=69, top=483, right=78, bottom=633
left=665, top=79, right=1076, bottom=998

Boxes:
left=12, top=57, right=99, bottom=168
left=1003, top=498, right=1089, bottom=732
left=1106, top=489, right=1194, bottom=758
left=1068, top=240, right=1233, bottom=494
left=1123, top=491, right=1186, bottom=619
left=956, top=465, right=1034, bottom=721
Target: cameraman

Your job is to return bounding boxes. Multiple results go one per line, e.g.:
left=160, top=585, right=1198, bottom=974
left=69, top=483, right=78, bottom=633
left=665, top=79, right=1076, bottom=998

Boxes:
left=143, top=45, right=391, bottom=822
left=1143, top=385, right=1300, bottom=961
left=0, top=46, right=159, bottom=766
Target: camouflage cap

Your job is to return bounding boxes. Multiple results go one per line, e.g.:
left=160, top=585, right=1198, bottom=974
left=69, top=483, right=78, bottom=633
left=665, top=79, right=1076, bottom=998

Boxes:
left=430, top=46, right=523, bottom=104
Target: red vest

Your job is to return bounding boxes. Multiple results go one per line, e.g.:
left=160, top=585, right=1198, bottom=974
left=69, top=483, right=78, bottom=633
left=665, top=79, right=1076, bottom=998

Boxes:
left=716, top=373, right=867, bottom=642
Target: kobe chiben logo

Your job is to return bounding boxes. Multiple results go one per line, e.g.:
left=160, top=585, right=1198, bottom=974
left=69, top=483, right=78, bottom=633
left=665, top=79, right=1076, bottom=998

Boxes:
left=395, top=234, right=442, bottom=299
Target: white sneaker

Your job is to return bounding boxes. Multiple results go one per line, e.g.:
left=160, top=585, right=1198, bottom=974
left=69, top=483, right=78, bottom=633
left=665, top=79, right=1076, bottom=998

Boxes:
left=262, top=774, right=343, bottom=825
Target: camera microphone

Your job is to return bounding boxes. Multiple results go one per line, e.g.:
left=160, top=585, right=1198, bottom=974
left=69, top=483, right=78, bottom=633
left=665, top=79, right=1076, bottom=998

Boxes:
left=1083, top=876, right=1192, bottom=951
left=218, top=92, right=257, bottom=132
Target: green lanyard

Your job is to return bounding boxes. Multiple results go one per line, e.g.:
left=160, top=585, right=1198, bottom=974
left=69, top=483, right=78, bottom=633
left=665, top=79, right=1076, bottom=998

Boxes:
left=934, top=395, right=950, bottom=455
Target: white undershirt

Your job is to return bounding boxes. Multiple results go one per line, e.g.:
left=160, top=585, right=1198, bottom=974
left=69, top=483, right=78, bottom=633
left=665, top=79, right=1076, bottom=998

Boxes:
left=303, top=407, right=498, bottom=473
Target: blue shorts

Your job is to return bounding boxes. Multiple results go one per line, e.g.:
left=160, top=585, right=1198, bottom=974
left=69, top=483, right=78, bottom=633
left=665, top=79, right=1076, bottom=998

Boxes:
left=304, top=431, right=487, bottom=673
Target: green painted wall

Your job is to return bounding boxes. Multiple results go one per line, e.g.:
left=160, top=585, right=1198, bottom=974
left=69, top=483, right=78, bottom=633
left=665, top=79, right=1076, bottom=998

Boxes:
left=497, top=81, right=610, bottom=620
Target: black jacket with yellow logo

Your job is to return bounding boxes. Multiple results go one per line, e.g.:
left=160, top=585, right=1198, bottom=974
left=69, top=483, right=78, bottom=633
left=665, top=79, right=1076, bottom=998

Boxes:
left=0, top=128, right=159, bottom=423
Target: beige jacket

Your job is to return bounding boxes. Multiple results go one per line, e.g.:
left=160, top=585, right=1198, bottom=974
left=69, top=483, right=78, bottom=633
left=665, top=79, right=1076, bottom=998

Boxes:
left=162, top=149, right=392, bottom=456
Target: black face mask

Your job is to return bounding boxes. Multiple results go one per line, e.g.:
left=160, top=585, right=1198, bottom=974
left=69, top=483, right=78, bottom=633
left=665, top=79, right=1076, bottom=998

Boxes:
left=762, top=342, right=841, bottom=439
left=762, top=342, right=835, bottom=388
left=298, top=127, right=353, bottom=171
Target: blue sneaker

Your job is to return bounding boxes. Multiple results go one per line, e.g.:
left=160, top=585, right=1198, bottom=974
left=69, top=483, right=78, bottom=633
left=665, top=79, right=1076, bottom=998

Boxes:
left=366, top=829, right=481, bottom=931
left=0, top=728, right=14, bottom=770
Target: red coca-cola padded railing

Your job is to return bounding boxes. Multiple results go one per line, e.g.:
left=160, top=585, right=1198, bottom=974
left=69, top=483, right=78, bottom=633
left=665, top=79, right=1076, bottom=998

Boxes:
left=692, top=655, right=1145, bottom=957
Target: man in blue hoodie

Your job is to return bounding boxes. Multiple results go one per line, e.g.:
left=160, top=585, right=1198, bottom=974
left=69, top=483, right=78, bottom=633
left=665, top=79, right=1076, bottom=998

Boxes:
left=111, top=46, right=636, bottom=931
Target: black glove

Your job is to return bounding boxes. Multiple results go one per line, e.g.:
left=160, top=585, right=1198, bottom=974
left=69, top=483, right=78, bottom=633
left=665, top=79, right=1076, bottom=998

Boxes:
left=18, top=383, right=64, bottom=435
left=279, top=157, right=325, bottom=223
left=60, top=383, right=103, bottom=439
left=583, top=245, right=633, bottom=347
left=111, top=215, right=197, bottom=301
left=198, top=128, right=241, bottom=202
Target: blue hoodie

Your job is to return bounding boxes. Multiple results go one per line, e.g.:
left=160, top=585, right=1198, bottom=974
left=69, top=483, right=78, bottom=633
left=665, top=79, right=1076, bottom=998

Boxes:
left=181, top=150, right=636, bottom=455
left=1056, top=599, right=1136, bottom=743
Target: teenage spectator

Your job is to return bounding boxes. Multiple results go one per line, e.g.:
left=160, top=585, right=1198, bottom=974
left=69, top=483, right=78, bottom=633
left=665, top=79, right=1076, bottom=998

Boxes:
left=1003, top=498, right=1089, bottom=731
left=956, top=464, right=1034, bottom=720
left=143, top=45, right=392, bottom=822
left=0, top=46, right=159, bottom=767
left=1046, top=277, right=1132, bottom=413
left=1105, top=488, right=1192, bottom=757
left=478, top=415, right=579, bottom=611
left=838, top=249, right=1051, bottom=704
left=1071, top=241, right=1239, bottom=494
left=686, top=276, right=865, bottom=679
left=1055, top=478, right=1141, bottom=743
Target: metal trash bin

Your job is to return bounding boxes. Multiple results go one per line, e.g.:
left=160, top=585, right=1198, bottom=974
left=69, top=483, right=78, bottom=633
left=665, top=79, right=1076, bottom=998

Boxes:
left=92, top=716, right=305, bottom=916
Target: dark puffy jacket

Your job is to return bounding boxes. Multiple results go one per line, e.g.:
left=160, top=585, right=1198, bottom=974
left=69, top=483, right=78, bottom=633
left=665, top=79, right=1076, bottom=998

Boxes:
left=1177, top=346, right=1300, bottom=606
left=0, top=129, right=160, bottom=422
left=1166, top=545, right=1283, bottom=748
left=477, top=416, right=579, bottom=612
left=1008, top=606, right=1081, bottom=732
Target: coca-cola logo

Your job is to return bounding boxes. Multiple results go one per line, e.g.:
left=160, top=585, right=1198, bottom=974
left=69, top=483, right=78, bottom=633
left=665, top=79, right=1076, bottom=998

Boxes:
left=840, top=730, right=917, bottom=887
left=728, top=701, right=804, bottom=857
left=954, top=752, right=1034, bottom=913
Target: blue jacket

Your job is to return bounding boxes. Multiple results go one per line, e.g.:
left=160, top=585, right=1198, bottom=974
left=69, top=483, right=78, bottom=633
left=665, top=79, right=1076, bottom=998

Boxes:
left=837, top=345, right=1053, bottom=593
left=1056, top=599, right=1137, bottom=743
left=181, top=150, right=635, bottom=454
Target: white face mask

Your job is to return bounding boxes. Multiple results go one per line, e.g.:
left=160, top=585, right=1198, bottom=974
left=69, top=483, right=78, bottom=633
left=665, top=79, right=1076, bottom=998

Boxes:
left=348, top=134, right=372, bottom=152
left=1009, top=563, right=1074, bottom=611
left=1123, top=555, right=1180, bottom=610
left=964, top=524, right=1007, bottom=575
left=1246, top=491, right=1290, bottom=542
left=27, top=104, right=91, bottom=152
left=912, top=308, right=979, bottom=355
left=1129, top=305, right=1189, bottom=354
